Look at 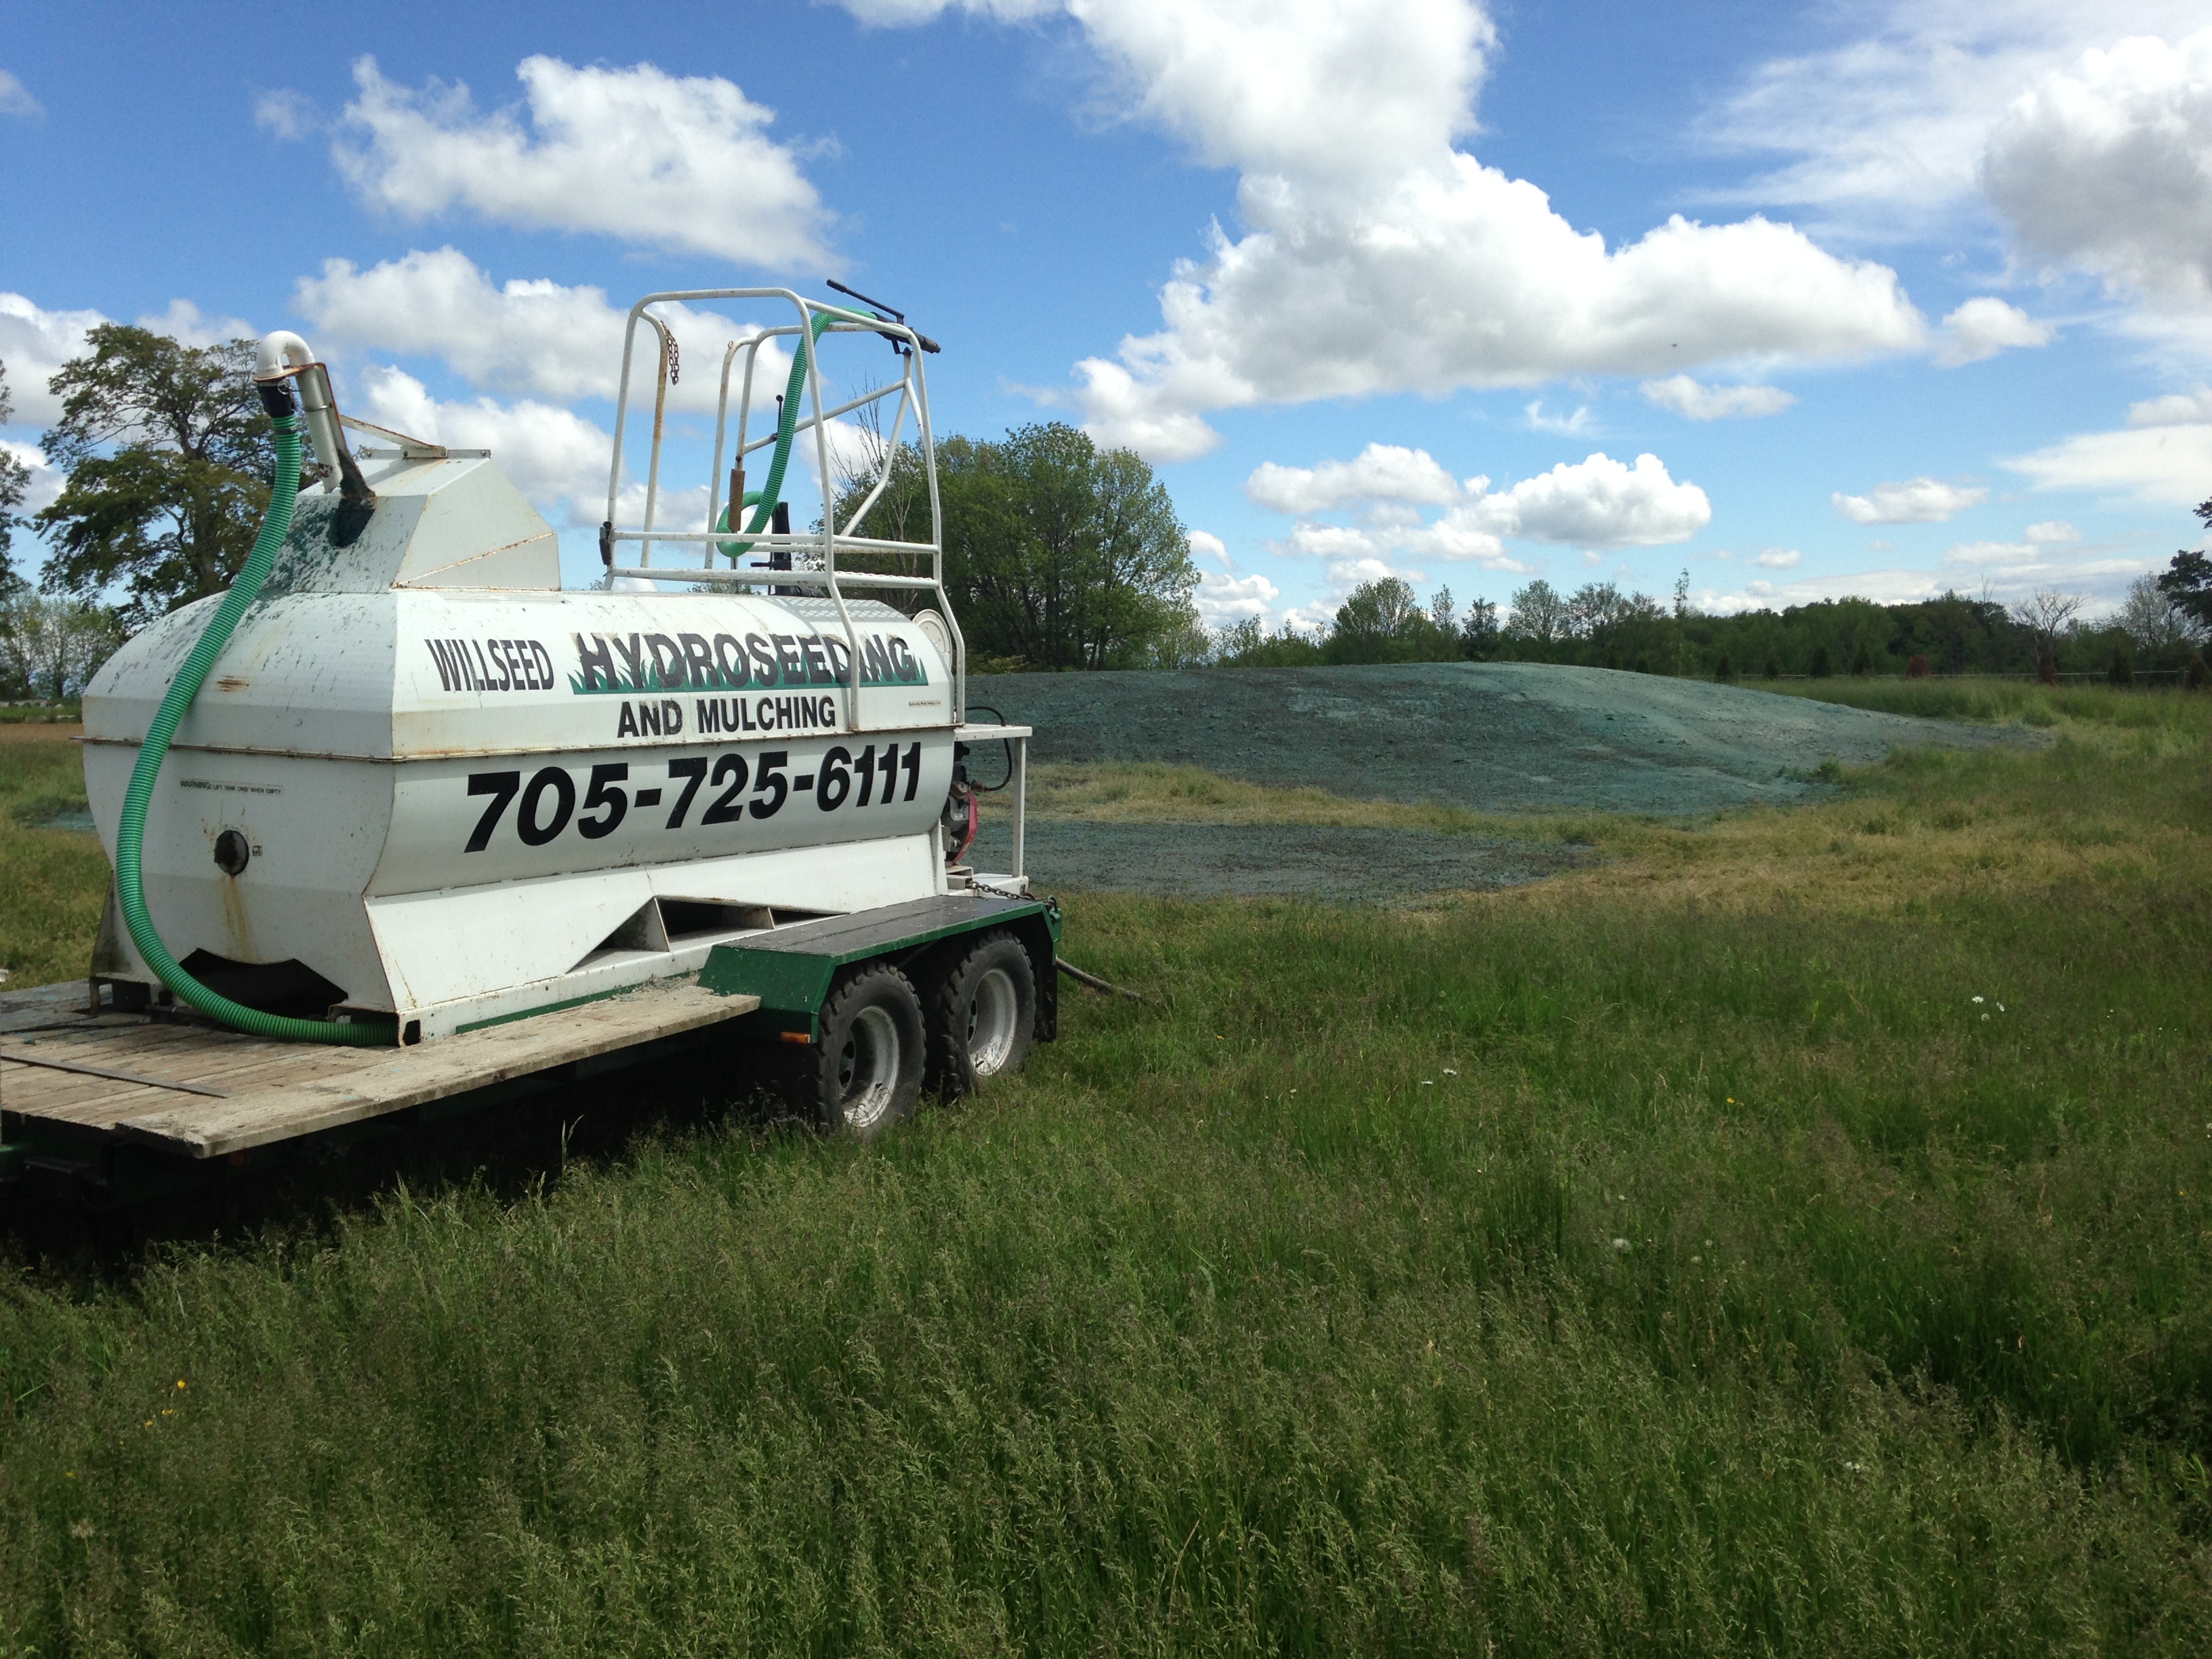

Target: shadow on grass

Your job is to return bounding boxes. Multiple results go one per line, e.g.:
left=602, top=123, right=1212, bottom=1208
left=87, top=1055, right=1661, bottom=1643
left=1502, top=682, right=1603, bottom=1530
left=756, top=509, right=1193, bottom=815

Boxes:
left=5, top=1045, right=804, bottom=1271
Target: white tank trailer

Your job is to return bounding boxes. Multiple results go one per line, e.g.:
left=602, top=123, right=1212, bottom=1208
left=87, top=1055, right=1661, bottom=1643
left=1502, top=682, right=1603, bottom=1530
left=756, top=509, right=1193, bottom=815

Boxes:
left=77, top=289, right=1047, bottom=1130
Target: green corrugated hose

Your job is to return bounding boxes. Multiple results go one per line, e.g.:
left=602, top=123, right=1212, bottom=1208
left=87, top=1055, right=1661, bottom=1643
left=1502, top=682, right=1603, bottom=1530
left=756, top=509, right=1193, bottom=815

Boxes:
left=717, top=309, right=838, bottom=562
left=112, top=412, right=396, bottom=1046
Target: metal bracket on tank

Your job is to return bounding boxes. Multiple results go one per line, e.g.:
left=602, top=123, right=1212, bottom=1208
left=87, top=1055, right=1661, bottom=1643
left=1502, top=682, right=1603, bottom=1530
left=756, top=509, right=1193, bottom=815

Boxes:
left=339, top=413, right=482, bottom=462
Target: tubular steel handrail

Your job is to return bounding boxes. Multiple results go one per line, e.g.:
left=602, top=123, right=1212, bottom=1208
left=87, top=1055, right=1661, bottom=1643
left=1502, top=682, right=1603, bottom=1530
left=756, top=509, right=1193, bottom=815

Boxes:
left=603, top=289, right=966, bottom=727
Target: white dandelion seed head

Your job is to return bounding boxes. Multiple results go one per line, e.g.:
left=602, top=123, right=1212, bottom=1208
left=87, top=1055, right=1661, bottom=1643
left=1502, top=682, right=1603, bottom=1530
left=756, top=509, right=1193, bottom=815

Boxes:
left=1612, top=1237, right=1631, bottom=1252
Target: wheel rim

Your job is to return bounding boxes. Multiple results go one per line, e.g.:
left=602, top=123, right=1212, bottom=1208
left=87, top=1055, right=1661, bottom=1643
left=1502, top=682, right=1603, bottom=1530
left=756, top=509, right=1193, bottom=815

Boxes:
left=966, top=966, right=1020, bottom=1077
left=838, top=1004, right=902, bottom=1129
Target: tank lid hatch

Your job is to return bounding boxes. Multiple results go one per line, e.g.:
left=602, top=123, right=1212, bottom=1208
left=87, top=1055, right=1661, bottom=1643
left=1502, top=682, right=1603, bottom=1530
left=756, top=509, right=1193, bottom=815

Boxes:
left=272, top=454, right=560, bottom=595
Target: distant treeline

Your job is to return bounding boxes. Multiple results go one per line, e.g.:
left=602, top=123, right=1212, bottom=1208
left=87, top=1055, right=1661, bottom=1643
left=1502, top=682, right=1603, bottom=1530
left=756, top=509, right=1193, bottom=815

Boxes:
left=1208, top=565, right=2212, bottom=685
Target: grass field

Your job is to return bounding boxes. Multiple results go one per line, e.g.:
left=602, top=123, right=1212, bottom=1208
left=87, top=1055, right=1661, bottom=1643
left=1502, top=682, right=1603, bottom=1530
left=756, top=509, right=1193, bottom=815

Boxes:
left=0, top=735, right=109, bottom=990
left=1, top=691, right=2209, bottom=1652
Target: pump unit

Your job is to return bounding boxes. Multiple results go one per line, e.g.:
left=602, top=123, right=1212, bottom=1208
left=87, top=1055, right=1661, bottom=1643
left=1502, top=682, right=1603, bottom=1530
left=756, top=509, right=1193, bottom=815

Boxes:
left=78, top=289, right=1040, bottom=1080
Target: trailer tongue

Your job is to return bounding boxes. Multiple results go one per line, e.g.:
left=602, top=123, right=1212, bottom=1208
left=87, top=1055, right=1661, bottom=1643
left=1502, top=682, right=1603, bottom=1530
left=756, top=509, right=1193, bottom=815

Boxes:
left=2, top=289, right=1057, bottom=1209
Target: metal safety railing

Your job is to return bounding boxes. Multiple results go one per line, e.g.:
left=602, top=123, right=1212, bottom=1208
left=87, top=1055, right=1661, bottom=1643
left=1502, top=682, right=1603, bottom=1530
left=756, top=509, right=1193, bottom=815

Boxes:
left=598, top=288, right=966, bottom=729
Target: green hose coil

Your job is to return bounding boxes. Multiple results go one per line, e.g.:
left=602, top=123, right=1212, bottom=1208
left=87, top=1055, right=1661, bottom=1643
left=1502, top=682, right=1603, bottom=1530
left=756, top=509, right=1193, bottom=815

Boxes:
left=718, top=310, right=836, bottom=563
left=112, top=413, right=396, bottom=1046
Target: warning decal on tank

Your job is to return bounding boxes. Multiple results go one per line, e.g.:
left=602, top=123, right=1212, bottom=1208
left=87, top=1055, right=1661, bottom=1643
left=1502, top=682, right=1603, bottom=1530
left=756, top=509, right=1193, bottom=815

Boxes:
left=564, top=630, right=925, bottom=695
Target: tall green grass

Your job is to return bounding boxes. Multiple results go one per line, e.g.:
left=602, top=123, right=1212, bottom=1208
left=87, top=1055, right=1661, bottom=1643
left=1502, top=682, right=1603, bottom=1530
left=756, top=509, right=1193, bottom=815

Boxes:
left=0, top=737, right=107, bottom=988
left=1765, top=676, right=2208, bottom=737
left=0, top=708, right=2208, bottom=1652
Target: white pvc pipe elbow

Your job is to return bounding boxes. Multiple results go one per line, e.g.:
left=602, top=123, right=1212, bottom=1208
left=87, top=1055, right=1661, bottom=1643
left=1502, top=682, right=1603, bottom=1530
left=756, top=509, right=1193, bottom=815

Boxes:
left=255, top=331, right=345, bottom=479
left=255, top=330, right=314, bottom=384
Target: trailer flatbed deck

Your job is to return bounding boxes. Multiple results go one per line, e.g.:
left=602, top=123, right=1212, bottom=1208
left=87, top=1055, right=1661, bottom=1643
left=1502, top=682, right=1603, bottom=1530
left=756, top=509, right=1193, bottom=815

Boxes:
left=0, top=977, right=760, bottom=1162
left=0, top=887, right=1059, bottom=1212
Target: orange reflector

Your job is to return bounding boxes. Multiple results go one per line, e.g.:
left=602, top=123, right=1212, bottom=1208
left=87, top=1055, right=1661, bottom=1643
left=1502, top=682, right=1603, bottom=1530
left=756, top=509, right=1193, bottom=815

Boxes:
left=779, top=1031, right=812, bottom=1045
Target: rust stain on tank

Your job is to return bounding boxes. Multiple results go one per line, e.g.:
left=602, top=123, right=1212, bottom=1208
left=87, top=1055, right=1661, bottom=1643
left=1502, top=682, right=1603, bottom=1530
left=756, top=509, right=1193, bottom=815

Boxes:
left=218, top=873, right=257, bottom=960
left=215, top=676, right=249, bottom=693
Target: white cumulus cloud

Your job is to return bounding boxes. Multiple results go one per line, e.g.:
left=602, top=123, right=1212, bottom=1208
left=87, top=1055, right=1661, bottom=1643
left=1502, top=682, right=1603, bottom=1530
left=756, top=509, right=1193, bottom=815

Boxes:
left=1832, top=476, right=1989, bottom=525
left=1250, top=444, right=1707, bottom=549
left=0, top=293, right=108, bottom=426
left=842, top=0, right=1926, bottom=460
left=354, top=365, right=612, bottom=515
left=1934, top=297, right=2055, bottom=365
left=2024, top=518, right=2079, bottom=542
left=2128, top=386, right=2212, bottom=424
left=1640, top=375, right=1797, bottom=420
left=295, top=249, right=786, bottom=411
left=2005, top=411, right=2212, bottom=505
left=2, top=293, right=277, bottom=426
left=1196, top=568, right=1279, bottom=624
left=320, top=56, right=832, bottom=268
left=1523, top=400, right=1593, bottom=434
left=1700, top=2, right=2207, bottom=226
left=1245, top=443, right=1462, bottom=514
left=1751, top=548, right=1802, bottom=569
left=254, top=88, right=320, bottom=141
left=0, top=70, right=41, bottom=120
left=134, top=299, right=258, bottom=350
left=1982, top=28, right=2212, bottom=309
left=1476, top=451, right=1711, bottom=547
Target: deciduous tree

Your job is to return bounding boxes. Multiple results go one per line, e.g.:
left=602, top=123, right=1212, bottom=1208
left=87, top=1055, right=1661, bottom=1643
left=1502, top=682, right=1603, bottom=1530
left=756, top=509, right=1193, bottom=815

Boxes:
left=1507, top=579, right=1568, bottom=644
left=0, top=590, right=124, bottom=700
left=0, top=363, right=30, bottom=586
left=2010, top=588, right=2085, bottom=684
left=2156, top=497, right=2212, bottom=630
left=34, top=325, right=274, bottom=625
left=2117, top=571, right=2204, bottom=652
left=1325, top=577, right=1460, bottom=663
left=938, top=422, right=1197, bottom=671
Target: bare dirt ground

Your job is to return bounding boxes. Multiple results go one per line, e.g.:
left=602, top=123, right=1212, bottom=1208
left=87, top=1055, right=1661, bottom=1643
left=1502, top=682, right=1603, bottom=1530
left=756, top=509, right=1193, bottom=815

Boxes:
left=0, top=722, right=81, bottom=743
left=968, top=663, right=2038, bottom=899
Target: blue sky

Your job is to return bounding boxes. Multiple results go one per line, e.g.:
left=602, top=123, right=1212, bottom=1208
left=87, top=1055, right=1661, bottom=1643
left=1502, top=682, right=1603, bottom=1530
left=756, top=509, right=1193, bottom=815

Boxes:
left=4, top=1, right=2211, bottom=628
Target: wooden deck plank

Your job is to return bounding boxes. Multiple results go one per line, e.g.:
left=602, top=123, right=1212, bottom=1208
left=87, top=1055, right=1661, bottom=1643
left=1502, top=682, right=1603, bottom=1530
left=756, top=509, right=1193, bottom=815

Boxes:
left=1, top=1045, right=387, bottom=1128
left=4, top=1076, right=182, bottom=1124
left=9, top=1023, right=245, bottom=1059
left=110, top=984, right=760, bottom=1158
left=1, top=1024, right=390, bottom=1121
left=3, top=1029, right=260, bottom=1081
left=0, top=1052, right=228, bottom=1097
left=2, top=1054, right=186, bottom=1119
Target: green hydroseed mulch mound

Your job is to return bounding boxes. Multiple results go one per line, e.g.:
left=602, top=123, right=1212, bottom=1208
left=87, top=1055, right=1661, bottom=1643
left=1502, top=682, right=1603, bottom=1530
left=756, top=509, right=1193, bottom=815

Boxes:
left=972, top=661, right=2036, bottom=816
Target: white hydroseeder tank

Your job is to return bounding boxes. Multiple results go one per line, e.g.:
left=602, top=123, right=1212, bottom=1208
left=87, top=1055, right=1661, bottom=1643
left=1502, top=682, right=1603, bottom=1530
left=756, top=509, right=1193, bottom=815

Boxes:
left=83, top=289, right=1006, bottom=1042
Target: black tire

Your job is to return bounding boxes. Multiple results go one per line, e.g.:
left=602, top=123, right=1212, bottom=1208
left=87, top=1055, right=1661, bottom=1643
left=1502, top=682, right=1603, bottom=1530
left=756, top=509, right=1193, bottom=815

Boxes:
left=930, top=931, right=1036, bottom=1098
left=808, top=964, right=925, bottom=1138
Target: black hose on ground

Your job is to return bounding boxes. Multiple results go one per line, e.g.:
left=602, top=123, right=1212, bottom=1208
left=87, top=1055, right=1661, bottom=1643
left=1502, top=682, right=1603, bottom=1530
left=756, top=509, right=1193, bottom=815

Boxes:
left=1056, top=958, right=1147, bottom=1002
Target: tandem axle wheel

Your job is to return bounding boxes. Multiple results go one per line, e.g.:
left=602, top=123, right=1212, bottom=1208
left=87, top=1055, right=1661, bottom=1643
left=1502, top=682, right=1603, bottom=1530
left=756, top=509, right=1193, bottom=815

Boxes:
left=788, top=927, right=1042, bottom=1137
